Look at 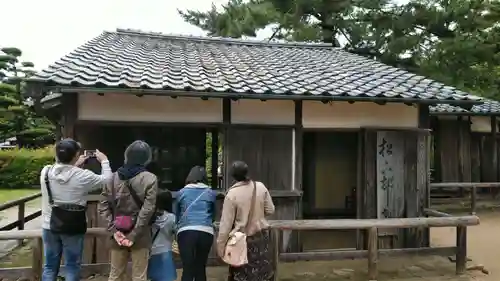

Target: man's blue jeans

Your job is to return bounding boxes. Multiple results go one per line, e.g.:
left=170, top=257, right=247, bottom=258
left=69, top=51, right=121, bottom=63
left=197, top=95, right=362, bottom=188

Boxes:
left=41, top=229, right=84, bottom=281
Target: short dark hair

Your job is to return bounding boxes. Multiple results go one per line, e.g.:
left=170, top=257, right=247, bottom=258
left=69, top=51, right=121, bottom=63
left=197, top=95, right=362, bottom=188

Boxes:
left=55, top=138, right=81, bottom=164
left=185, top=166, right=207, bottom=185
left=230, top=161, right=249, bottom=182
left=156, top=191, right=173, bottom=213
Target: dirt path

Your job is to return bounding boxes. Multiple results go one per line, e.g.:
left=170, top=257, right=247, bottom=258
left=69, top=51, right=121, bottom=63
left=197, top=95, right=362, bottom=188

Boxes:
left=431, top=211, right=499, bottom=281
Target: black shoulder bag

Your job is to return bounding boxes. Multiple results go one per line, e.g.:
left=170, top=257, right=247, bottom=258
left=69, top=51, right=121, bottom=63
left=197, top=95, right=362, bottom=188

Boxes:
left=44, top=166, right=87, bottom=235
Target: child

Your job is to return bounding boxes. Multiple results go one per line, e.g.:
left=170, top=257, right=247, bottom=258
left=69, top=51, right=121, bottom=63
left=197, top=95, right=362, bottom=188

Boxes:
left=148, top=191, right=177, bottom=281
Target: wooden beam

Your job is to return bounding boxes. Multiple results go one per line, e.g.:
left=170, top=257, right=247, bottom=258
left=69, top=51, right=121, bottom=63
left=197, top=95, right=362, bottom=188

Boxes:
left=0, top=216, right=480, bottom=240
left=431, top=182, right=500, bottom=188
left=423, top=208, right=452, bottom=217
left=279, top=246, right=456, bottom=262
left=0, top=193, right=41, bottom=211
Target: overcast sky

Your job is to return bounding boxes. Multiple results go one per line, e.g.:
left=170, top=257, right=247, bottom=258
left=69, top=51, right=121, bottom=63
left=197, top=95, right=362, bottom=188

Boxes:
left=1, top=0, right=275, bottom=70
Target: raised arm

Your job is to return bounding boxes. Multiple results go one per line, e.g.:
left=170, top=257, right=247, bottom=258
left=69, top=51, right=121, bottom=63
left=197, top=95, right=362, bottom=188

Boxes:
left=127, top=176, right=158, bottom=243
left=216, top=195, right=236, bottom=257
left=79, top=160, right=113, bottom=191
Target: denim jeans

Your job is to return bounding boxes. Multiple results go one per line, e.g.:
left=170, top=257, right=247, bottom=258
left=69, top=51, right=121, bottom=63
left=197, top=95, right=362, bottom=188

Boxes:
left=41, top=229, right=84, bottom=281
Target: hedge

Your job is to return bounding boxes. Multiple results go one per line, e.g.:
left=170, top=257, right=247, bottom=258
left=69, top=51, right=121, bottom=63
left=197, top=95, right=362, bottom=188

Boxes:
left=0, top=146, right=54, bottom=188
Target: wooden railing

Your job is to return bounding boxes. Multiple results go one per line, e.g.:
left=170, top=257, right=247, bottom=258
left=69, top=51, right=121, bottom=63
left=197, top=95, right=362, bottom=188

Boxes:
left=0, top=192, right=42, bottom=246
left=0, top=216, right=479, bottom=281
left=430, top=182, right=500, bottom=215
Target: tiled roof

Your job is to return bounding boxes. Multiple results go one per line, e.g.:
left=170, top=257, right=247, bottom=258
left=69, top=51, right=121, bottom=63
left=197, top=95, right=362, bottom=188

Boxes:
left=30, top=28, right=481, bottom=103
left=431, top=99, right=500, bottom=115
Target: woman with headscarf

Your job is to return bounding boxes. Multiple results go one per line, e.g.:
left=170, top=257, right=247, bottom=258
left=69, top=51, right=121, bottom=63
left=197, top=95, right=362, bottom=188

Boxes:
left=176, top=166, right=216, bottom=281
left=217, top=161, right=276, bottom=281
left=99, top=140, right=158, bottom=281
left=41, top=139, right=113, bottom=281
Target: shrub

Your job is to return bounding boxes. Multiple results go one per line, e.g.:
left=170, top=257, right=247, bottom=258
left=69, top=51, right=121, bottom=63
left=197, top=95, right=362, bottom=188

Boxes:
left=0, top=146, right=54, bottom=188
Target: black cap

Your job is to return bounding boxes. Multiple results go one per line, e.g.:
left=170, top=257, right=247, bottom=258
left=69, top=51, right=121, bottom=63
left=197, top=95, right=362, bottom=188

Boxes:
left=55, top=138, right=81, bottom=163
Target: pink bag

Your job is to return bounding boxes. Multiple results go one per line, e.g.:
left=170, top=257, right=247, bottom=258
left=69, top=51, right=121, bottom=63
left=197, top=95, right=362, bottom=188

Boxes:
left=114, top=215, right=134, bottom=232
left=222, top=181, right=257, bottom=267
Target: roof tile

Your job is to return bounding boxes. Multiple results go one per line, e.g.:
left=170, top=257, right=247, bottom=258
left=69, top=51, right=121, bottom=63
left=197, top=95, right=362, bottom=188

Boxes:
left=31, top=28, right=481, bottom=102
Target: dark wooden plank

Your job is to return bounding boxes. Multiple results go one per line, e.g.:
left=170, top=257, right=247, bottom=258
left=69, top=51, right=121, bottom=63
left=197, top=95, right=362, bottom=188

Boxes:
left=404, top=131, right=418, bottom=248
left=61, top=93, right=77, bottom=138
left=470, top=134, right=481, bottom=183
left=225, top=127, right=293, bottom=190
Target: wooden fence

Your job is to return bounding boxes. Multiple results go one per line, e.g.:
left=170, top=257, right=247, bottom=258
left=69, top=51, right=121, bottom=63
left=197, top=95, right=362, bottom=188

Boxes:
left=0, top=216, right=480, bottom=281
left=0, top=192, right=42, bottom=246
left=430, top=182, right=500, bottom=214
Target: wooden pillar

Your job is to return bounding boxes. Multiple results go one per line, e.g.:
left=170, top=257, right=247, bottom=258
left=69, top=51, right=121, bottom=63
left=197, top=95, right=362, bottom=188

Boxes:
left=210, top=128, right=219, bottom=188
left=294, top=100, right=303, bottom=251
left=222, top=98, right=231, bottom=190
left=61, top=93, right=77, bottom=139
left=457, top=116, right=465, bottom=196
left=491, top=116, right=498, bottom=181
left=455, top=225, right=467, bottom=275
left=418, top=104, right=431, bottom=247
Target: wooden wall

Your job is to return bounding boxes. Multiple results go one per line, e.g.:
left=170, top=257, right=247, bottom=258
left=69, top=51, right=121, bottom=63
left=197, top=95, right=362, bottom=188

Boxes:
left=224, top=127, right=301, bottom=251
left=433, top=116, right=499, bottom=193
left=224, top=127, right=293, bottom=190
left=433, top=118, right=471, bottom=183
left=359, top=129, right=429, bottom=249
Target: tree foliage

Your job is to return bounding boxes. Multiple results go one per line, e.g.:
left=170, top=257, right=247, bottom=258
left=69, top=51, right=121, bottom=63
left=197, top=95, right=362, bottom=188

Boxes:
left=179, top=0, right=500, bottom=99
left=0, top=47, right=55, bottom=146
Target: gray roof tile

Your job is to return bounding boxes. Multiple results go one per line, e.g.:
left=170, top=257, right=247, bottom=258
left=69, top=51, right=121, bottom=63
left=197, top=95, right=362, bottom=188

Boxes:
left=431, top=99, right=500, bottom=115
left=30, top=28, right=481, bottom=102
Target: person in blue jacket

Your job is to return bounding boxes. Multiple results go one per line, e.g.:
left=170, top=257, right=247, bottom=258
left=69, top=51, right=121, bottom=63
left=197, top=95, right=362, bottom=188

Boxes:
left=176, top=166, right=216, bottom=281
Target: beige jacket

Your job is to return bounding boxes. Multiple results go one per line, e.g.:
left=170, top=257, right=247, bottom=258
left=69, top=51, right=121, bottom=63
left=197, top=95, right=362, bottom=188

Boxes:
left=216, top=181, right=275, bottom=256
left=98, top=172, right=158, bottom=249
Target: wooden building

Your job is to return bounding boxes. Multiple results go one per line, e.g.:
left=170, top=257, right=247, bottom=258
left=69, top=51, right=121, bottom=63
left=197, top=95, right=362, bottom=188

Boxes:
left=26, top=29, right=481, bottom=255
left=430, top=101, right=500, bottom=190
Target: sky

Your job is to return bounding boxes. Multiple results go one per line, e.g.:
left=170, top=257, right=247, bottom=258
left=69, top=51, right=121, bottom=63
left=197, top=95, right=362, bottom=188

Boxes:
left=1, top=0, right=274, bottom=71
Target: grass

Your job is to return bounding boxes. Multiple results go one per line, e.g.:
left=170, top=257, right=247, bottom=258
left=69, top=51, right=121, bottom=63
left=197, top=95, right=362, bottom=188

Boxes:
left=0, top=189, right=39, bottom=205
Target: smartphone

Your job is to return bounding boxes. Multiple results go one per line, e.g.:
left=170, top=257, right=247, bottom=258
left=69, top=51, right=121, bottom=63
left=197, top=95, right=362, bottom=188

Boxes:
left=84, top=150, right=96, bottom=157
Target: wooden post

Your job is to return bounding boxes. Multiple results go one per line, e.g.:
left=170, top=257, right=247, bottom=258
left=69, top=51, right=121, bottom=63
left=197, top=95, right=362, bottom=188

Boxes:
left=367, top=226, right=378, bottom=280
left=17, top=202, right=25, bottom=247
left=455, top=225, right=467, bottom=275
left=210, top=128, right=219, bottom=189
left=470, top=186, right=477, bottom=215
left=491, top=116, right=498, bottom=186
left=32, top=237, right=43, bottom=281
left=271, top=229, right=280, bottom=281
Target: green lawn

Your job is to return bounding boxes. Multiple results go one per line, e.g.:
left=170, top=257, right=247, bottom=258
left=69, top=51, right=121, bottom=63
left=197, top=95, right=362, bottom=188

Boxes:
left=0, top=189, right=39, bottom=205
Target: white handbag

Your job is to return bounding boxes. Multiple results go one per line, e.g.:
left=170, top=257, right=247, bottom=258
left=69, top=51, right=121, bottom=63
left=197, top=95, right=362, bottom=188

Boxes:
left=222, top=181, right=257, bottom=267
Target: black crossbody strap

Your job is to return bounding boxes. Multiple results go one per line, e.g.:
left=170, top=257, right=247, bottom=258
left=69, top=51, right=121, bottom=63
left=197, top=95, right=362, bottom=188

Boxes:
left=125, top=180, right=144, bottom=208
left=152, top=228, right=161, bottom=242
left=44, top=166, right=54, bottom=205
left=109, top=173, right=117, bottom=218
